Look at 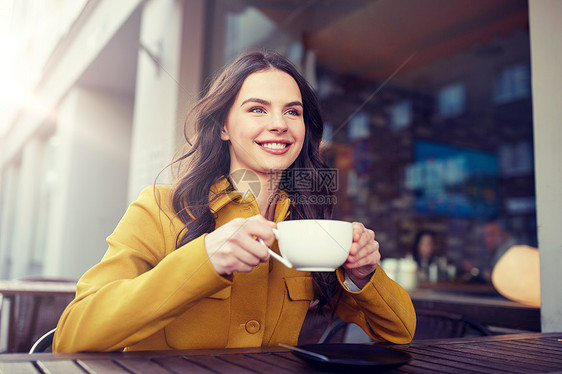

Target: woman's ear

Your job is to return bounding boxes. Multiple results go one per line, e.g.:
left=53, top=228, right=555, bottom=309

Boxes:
left=220, top=126, right=230, bottom=141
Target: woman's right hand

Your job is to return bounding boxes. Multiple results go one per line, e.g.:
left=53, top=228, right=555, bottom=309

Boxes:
left=204, top=215, right=277, bottom=275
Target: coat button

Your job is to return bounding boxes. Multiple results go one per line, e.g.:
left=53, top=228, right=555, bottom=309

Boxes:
left=245, top=320, right=261, bottom=334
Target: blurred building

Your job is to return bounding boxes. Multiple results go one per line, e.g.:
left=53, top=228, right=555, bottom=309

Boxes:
left=0, top=0, right=560, bottom=330
left=0, top=0, right=203, bottom=280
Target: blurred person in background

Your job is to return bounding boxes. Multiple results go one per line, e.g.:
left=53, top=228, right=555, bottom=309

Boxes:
left=412, top=230, right=437, bottom=282
left=463, top=218, right=517, bottom=283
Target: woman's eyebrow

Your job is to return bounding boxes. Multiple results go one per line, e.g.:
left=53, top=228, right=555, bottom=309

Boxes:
left=285, top=101, right=303, bottom=108
left=240, top=98, right=303, bottom=108
left=240, top=98, right=270, bottom=107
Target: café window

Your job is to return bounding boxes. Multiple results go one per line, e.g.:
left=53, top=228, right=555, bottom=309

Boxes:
left=348, top=112, right=370, bottom=141
left=493, top=63, right=530, bottom=104
left=322, top=122, right=333, bottom=145
left=405, top=141, right=499, bottom=218
left=205, top=0, right=536, bottom=283
left=390, top=100, right=412, bottom=130
left=437, top=83, right=466, bottom=118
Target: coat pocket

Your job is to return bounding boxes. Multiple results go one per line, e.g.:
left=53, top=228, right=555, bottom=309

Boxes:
left=208, top=286, right=231, bottom=299
left=266, top=276, right=315, bottom=345
left=284, top=277, right=315, bottom=301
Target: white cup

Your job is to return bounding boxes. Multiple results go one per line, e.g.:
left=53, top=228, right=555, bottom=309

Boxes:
left=262, top=219, right=353, bottom=272
left=381, top=258, right=399, bottom=281
left=398, top=257, right=418, bottom=291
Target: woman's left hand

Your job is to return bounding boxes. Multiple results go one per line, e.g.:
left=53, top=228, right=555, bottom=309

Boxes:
left=343, top=222, right=381, bottom=289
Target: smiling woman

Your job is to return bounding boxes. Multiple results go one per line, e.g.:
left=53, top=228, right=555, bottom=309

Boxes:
left=220, top=69, right=306, bottom=211
left=52, top=51, right=416, bottom=353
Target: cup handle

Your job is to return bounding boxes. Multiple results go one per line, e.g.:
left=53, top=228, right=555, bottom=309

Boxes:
left=258, top=230, right=292, bottom=269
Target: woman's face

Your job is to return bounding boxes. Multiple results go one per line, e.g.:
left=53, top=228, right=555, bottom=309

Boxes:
left=221, top=69, right=306, bottom=179
left=418, top=234, right=435, bottom=257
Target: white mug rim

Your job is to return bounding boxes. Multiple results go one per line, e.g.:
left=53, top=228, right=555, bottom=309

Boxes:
left=277, top=219, right=352, bottom=227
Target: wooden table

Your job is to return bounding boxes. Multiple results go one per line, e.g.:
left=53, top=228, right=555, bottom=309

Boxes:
left=0, top=280, right=76, bottom=352
left=410, top=283, right=541, bottom=332
left=0, top=333, right=560, bottom=373
left=416, top=282, right=502, bottom=296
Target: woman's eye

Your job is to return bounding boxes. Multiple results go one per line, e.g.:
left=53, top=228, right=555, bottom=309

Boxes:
left=249, top=107, right=265, bottom=114
left=286, top=109, right=301, bottom=116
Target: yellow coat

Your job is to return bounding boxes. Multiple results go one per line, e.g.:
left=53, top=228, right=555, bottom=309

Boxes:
left=54, top=182, right=416, bottom=352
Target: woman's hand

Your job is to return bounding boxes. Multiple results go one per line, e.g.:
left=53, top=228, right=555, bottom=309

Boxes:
left=204, top=215, right=277, bottom=275
left=343, top=222, right=381, bottom=289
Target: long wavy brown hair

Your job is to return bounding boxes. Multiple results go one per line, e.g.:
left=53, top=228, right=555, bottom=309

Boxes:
left=169, top=50, right=339, bottom=310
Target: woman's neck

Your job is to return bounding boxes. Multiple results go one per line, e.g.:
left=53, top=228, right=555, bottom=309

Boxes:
left=230, top=172, right=281, bottom=220
left=257, top=173, right=281, bottom=220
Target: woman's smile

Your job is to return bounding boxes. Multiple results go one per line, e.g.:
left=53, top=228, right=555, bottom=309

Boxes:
left=256, top=140, right=292, bottom=154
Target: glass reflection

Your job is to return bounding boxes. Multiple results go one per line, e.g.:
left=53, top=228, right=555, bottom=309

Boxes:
left=208, top=0, right=536, bottom=285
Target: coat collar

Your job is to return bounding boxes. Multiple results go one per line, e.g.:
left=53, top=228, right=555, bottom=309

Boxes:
left=208, top=178, right=291, bottom=222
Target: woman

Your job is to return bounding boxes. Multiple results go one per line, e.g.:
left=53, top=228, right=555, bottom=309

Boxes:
left=413, top=230, right=436, bottom=266
left=53, top=51, right=415, bottom=352
left=412, top=230, right=437, bottom=282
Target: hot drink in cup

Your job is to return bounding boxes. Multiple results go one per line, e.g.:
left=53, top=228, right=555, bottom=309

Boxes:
left=264, top=219, right=353, bottom=271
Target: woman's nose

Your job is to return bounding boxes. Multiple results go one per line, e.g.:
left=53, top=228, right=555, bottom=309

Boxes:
left=268, top=113, right=288, bottom=133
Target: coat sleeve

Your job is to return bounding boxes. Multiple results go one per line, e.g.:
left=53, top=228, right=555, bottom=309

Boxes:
left=53, top=186, right=232, bottom=352
left=334, top=266, right=416, bottom=344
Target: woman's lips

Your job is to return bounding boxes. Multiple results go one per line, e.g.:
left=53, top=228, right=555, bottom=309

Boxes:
left=257, top=142, right=291, bottom=155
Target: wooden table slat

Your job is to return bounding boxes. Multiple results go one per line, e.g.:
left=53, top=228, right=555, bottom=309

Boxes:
left=409, top=346, right=531, bottom=373
left=255, top=352, right=327, bottom=373
left=414, top=351, right=510, bottom=373
left=248, top=352, right=316, bottom=373
left=494, top=339, right=562, bottom=357
left=77, top=359, right=131, bottom=374
left=0, top=361, right=39, bottom=374
left=272, top=351, right=317, bottom=364
left=113, top=358, right=174, bottom=374
left=36, top=360, right=85, bottom=374
left=390, top=364, right=441, bottom=374
left=185, top=356, right=256, bottom=373
left=482, top=341, right=562, bottom=363
left=404, top=358, right=477, bottom=374
left=151, top=356, right=217, bottom=374
left=220, top=354, right=296, bottom=373
left=439, top=342, right=562, bottom=369
left=402, top=347, right=524, bottom=372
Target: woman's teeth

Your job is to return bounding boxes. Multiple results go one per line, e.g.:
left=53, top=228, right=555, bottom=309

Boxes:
left=261, top=143, right=287, bottom=150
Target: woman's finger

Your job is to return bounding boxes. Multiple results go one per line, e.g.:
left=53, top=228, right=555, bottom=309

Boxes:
left=347, top=240, right=380, bottom=267
left=244, top=215, right=277, bottom=246
left=357, top=228, right=374, bottom=249
left=352, top=222, right=365, bottom=242
left=348, top=229, right=376, bottom=260
left=205, top=215, right=276, bottom=274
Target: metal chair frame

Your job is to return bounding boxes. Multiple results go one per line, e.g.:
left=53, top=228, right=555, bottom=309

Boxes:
left=318, top=308, right=492, bottom=344
left=29, top=328, right=56, bottom=354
